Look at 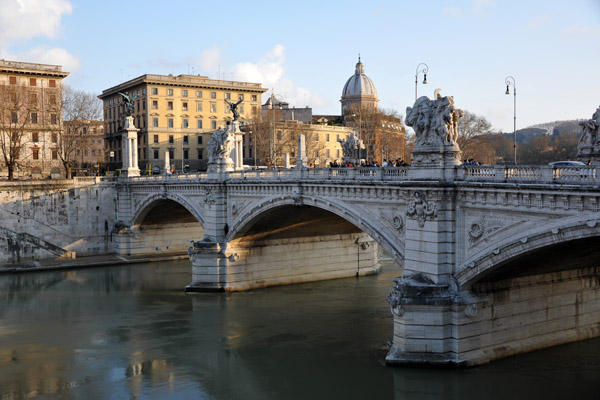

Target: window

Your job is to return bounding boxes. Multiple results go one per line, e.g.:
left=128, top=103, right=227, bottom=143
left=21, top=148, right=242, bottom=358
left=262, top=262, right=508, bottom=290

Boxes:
left=51, top=133, right=57, bottom=143
left=168, top=135, right=174, bottom=144
left=211, top=121, right=217, bottom=129
left=49, top=94, right=57, bottom=105
left=152, top=100, right=158, bottom=109
left=153, top=118, right=158, bottom=127
left=142, top=100, right=146, bottom=110
left=197, top=148, right=203, bottom=159
left=239, top=105, right=244, bottom=114
left=29, top=93, right=37, bottom=103
left=167, top=101, right=173, bottom=110
left=49, top=79, right=56, bottom=88
left=210, top=91, right=216, bottom=99
left=196, top=102, right=202, bottom=111
left=251, top=95, right=257, bottom=101
left=153, top=149, right=159, bottom=159
left=182, top=101, right=188, bottom=111
left=183, top=135, right=189, bottom=145
left=225, top=93, right=231, bottom=100
left=11, top=112, right=17, bottom=123
left=29, top=78, right=36, bottom=86
left=152, top=88, right=158, bottom=95
left=196, top=90, right=202, bottom=98
left=32, top=132, right=39, bottom=142
left=336, top=134, right=340, bottom=141
left=31, top=112, right=38, bottom=124
left=32, top=148, right=39, bottom=160
left=197, top=120, right=203, bottom=129
left=167, top=88, right=173, bottom=96
left=326, top=134, right=330, bottom=142
left=183, top=149, right=189, bottom=159
left=182, top=89, right=188, bottom=97
left=210, top=103, right=216, bottom=113
left=153, top=134, right=159, bottom=143
left=52, top=149, right=58, bottom=160
left=142, top=88, right=146, bottom=95
left=197, top=136, right=203, bottom=145
left=9, top=76, right=16, bottom=85
left=51, top=114, right=57, bottom=125
left=238, top=94, right=244, bottom=101
left=168, top=118, right=174, bottom=128
left=168, top=148, right=174, bottom=159
left=183, top=119, right=189, bottom=128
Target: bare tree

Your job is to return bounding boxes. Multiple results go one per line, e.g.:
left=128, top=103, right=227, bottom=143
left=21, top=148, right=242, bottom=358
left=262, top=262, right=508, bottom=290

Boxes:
left=0, top=83, right=32, bottom=180
left=345, top=106, right=405, bottom=163
left=457, top=110, right=497, bottom=163
left=60, top=86, right=103, bottom=178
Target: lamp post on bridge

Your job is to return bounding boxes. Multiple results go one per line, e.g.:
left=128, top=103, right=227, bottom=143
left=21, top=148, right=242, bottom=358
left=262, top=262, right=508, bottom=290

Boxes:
left=415, top=63, right=429, bottom=101
left=505, top=76, right=517, bottom=165
left=268, top=92, right=282, bottom=168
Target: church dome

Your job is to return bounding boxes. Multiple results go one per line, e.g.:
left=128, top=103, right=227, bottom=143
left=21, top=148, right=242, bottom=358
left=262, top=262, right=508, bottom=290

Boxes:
left=341, top=57, right=378, bottom=99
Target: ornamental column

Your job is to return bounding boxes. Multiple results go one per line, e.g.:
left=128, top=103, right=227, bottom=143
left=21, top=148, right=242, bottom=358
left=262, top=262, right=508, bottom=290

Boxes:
left=120, top=115, right=140, bottom=177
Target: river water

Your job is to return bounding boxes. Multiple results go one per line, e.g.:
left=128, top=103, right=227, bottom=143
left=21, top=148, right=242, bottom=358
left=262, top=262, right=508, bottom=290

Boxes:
left=1, top=259, right=599, bottom=399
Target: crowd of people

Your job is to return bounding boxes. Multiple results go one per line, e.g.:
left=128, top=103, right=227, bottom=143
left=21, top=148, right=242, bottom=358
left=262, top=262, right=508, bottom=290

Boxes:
left=324, top=158, right=410, bottom=168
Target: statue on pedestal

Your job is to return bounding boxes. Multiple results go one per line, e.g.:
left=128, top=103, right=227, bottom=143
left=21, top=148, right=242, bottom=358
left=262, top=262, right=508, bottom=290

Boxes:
left=577, top=106, right=600, bottom=164
left=338, top=131, right=364, bottom=163
left=118, top=91, right=138, bottom=117
left=225, top=99, right=243, bottom=121
left=406, top=91, right=464, bottom=167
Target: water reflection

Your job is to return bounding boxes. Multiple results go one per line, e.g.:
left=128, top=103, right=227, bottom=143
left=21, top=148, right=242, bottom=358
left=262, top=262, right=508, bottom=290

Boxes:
left=0, top=260, right=599, bottom=399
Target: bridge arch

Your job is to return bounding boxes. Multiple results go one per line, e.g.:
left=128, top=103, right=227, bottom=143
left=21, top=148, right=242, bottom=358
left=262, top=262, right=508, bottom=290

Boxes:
left=457, top=216, right=600, bottom=287
left=121, top=192, right=205, bottom=257
left=227, top=194, right=405, bottom=267
left=131, top=192, right=205, bottom=227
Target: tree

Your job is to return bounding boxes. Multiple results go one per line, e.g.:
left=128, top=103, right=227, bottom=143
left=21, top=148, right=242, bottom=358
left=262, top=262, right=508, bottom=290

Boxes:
left=60, top=86, right=103, bottom=178
left=345, top=106, right=405, bottom=163
left=456, top=110, right=497, bottom=163
left=0, top=83, right=32, bottom=180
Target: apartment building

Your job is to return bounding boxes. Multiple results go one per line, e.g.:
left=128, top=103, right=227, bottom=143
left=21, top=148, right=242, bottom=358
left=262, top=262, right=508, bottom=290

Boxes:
left=99, top=74, right=267, bottom=172
left=0, top=60, right=69, bottom=178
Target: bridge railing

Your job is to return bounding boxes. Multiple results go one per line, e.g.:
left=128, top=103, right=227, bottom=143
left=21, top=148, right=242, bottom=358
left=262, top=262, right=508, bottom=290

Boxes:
left=458, top=165, right=600, bottom=184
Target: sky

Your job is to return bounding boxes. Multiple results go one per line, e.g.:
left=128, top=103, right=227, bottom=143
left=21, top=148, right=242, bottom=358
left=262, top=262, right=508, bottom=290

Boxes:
left=0, top=0, right=599, bottom=133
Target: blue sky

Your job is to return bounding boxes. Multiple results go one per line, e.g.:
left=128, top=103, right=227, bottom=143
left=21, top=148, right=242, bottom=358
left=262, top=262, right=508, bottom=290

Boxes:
left=1, top=0, right=599, bottom=132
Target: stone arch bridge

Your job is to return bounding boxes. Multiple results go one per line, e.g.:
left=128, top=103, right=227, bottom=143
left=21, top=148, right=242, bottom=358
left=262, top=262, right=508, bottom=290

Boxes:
left=113, top=163, right=600, bottom=366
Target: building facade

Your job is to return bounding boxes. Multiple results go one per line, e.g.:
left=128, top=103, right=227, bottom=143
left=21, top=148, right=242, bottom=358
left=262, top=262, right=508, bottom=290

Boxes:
left=99, top=74, right=267, bottom=172
left=64, top=119, right=105, bottom=174
left=0, top=60, right=69, bottom=179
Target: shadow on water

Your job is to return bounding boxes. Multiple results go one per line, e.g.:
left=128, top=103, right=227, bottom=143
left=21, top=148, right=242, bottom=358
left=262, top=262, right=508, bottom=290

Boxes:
left=0, top=259, right=599, bottom=399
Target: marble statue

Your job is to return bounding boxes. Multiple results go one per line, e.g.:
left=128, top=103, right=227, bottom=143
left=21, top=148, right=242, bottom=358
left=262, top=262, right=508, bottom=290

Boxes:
left=406, top=91, right=464, bottom=167
left=577, top=106, right=600, bottom=164
left=118, top=91, right=138, bottom=117
left=207, top=127, right=236, bottom=164
left=337, top=131, right=364, bottom=162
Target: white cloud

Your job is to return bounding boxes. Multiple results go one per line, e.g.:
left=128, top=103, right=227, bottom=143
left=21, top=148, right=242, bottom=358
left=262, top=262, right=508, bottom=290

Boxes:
left=0, top=46, right=80, bottom=72
left=563, top=26, right=600, bottom=36
left=0, top=0, right=72, bottom=45
left=472, top=0, right=495, bottom=15
left=187, top=44, right=325, bottom=108
left=442, top=6, right=463, bottom=18
left=190, top=45, right=222, bottom=77
left=527, top=14, right=548, bottom=29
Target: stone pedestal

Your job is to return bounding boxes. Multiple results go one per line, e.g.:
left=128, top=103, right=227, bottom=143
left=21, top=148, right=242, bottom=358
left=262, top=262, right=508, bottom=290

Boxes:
left=120, top=116, right=140, bottom=177
left=296, top=134, right=307, bottom=168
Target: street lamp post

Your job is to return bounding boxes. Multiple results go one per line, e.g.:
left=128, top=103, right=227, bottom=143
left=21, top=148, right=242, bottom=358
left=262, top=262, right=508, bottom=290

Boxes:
left=505, top=76, right=517, bottom=165
left=415, top=63, right=429, bottom=101
left=268, top=93, right=282, bottom=168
